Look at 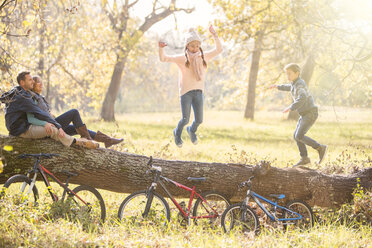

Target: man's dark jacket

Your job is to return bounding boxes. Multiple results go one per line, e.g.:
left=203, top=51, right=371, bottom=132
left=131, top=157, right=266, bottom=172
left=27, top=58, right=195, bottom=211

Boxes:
left=1, top=86, right=61, bottom=136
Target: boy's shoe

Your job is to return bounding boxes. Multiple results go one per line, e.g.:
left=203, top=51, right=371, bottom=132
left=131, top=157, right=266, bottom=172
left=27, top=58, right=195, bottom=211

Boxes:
left=173, top=129, right=183, bottom=148
left=293, top=157, right=310, bottom=167
left=317, top=145, right=328, bottom=164
left=186, top=126, right=198, bottom=145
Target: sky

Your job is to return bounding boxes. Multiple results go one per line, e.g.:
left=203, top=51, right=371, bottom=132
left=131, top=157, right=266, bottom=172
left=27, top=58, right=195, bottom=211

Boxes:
left=131, top=0, right=215, bottom=36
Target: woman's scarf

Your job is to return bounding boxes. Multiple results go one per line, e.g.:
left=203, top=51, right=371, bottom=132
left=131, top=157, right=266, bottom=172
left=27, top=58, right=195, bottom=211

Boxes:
left=187, top=50, right=204, bottom=81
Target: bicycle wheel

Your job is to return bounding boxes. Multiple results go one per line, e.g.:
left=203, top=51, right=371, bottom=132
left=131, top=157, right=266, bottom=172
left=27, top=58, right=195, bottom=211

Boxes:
left=118, top=190, right=170, bottom=226
left=68, top=185, right=106, bottom=224
left=0, top=175, right=39, bottom=206
left=221, top=203, right=260, bottom=234
left=192, top=191, right=230, bottom=228
left=284, top=200, right=314, bottom=231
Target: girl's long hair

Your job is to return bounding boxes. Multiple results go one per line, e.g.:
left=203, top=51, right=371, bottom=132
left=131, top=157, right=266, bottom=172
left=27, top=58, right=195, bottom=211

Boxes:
left=185, top=47, right=207, bottom=68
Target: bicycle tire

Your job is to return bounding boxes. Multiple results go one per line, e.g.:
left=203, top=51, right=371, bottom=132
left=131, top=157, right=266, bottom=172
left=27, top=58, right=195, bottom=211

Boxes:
left=68, top=185, right=106, bottom=224
left=283, top=200, right=314, bottom=231
left=221, top=203, right=260, bottom=234
left=118, top=190, right=170, bottom=226
left=192, top=191, right=230, bottom=228
left=0, top=174, right=39, bottom=205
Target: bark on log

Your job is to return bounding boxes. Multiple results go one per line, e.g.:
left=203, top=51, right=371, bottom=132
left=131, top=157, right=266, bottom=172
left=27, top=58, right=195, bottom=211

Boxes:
left=0, top=135, right=371, bottom=208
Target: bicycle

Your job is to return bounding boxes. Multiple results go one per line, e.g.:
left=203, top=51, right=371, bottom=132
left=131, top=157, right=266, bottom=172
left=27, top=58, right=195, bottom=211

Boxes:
left=221, top=176, right=314, bottom=234
left=117, top=156, right=230, bottom=228
left=0, top=153, right=106, bottom=224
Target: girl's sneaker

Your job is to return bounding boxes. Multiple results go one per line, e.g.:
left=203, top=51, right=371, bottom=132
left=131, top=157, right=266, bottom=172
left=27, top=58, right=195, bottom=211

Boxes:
left=186, top=126, right=198, bottom=145
left=173, top=129, right=183, bottom=147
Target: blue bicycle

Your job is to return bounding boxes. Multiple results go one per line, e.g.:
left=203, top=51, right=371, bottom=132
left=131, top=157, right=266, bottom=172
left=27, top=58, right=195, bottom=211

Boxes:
left=221, top=176, right=314, bottom=233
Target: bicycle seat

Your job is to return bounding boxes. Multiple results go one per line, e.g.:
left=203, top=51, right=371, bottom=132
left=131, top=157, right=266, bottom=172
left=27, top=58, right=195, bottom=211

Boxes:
left=62, top=170, right=78, bottom=177
left=187, top=177, right=206, bottom=182
left=269, top=194, right=285, bottom=199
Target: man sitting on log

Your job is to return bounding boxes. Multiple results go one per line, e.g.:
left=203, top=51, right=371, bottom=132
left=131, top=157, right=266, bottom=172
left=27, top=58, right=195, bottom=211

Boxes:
left=0, top=71, right=98, bottom=149
left=29, top=76, right=123, bottom=148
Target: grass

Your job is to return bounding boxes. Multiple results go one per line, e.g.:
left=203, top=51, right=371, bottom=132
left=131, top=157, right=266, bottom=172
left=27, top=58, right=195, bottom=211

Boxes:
left=0, top=108, right=371, bottom=247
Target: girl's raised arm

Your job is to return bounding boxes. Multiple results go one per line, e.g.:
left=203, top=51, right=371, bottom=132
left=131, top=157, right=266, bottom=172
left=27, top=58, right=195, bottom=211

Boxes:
left=204, top=25, right=223, bottom=61
left=158, top=41, right=184, bottom=63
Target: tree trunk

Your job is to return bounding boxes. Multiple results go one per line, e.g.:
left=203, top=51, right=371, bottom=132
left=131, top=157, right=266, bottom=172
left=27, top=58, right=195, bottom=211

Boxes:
left=100, top=59, right=126, bottom=121
left=288, top=53, right=316, bottom=120
left=244, top=33, right=263, bottom=120
left=1, top=135, right=370, bottom=208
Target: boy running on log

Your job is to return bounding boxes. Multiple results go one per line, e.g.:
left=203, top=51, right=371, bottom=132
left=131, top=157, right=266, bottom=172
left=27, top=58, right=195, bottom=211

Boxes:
left=269, top=63, right=327, bottom=167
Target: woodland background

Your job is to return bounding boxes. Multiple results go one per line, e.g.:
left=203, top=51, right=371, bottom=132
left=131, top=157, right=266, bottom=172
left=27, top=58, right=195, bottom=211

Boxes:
left=1, top=0, right=371, bottom=120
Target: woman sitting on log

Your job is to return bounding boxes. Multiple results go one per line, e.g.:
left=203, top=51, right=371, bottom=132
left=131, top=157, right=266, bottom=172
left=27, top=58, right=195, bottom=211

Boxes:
left=29, top=76, right=123, bottom=148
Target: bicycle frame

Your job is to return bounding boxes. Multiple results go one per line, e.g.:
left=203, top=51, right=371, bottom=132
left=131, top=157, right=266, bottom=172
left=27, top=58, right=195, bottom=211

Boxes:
left=246, top=190, right=302, bottom=222
left=23, top=159, right=87, bottom=204
left=149, top=172, right=219, bottom=220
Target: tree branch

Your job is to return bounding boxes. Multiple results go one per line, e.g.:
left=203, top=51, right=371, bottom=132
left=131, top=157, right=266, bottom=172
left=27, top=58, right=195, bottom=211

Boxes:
left=0, top=0, right=16, bottom=12
left=56, top=62, right=85, bottom=89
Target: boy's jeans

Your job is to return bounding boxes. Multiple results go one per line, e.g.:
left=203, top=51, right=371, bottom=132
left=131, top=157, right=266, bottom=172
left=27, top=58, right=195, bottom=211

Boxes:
left=294, top=107, right=321, bottom=157
left=55, top=109, right=96, bottom=138
left=175, top=90, right=203, bottom=137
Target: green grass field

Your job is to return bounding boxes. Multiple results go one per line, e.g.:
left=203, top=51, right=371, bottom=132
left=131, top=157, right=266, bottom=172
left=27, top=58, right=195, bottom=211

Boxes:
left=0, top=108, right=371, bottom=247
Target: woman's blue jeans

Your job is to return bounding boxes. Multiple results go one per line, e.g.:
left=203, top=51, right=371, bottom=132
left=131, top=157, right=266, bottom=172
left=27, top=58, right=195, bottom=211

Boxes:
left=55, top=109, right=96, bottom=138
left=175, top=90, right=203, bottom=137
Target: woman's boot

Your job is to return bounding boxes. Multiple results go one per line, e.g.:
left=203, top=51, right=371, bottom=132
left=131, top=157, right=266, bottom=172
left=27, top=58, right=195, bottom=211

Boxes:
left=75, top=124, right=92, bottom=140
left=94, top=131, right=123, bottom=148
left=75, top=138, right=99, bottom=149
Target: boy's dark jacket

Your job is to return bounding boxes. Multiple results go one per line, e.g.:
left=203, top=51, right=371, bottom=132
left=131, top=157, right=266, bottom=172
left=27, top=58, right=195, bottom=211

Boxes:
left=278, top=77, right=317, bottom=115
left=0, top=86, right=61, bottom=136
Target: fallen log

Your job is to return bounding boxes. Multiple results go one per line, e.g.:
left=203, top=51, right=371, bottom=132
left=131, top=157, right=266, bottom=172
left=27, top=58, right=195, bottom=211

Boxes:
left=0, top=135, right=371, bottom=208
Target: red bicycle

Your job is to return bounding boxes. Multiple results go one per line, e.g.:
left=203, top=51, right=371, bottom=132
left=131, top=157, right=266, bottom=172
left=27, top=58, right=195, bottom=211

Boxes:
left=0, top=153, right=106, bottom=224
left=117, top=156, right=230, bottom=227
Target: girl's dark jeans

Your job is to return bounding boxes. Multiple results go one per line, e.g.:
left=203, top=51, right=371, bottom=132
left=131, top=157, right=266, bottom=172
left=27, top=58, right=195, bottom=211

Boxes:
left=55, top=109, right=96, bottom=138
left=175, top=90, right=203, bottom=137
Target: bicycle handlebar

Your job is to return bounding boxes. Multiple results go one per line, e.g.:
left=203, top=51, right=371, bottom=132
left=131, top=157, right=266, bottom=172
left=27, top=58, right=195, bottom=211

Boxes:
left=17, top=153, right=60, bottom=159
left=146, top=156, right=162, bottom=173
left=147, top=156, right=153, bottom=167
left=238, top=176, right=255, bottom=190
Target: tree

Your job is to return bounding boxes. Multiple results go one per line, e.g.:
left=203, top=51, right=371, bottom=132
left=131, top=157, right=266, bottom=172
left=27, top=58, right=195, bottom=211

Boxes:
left=210, top=0, right=288, bottom=119
left=244, top=31, right=263, bottom=119
left=1, top=135, right=371, bottom=208
left=100, top=0, right=193, bottom=121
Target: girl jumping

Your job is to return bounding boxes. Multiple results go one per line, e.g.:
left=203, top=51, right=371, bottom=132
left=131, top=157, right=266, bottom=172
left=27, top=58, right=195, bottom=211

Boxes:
left=158, top=25, right=222, bottom=147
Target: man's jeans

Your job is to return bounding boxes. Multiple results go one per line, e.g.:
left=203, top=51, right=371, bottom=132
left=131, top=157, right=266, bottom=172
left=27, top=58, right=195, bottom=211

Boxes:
left=294, top=107, right=321, bottom=157
left=20, top=125, right=74, bottom=147
left=55, top=109, right=96, bottom=138
left=175, top=90, right=203, bottom=137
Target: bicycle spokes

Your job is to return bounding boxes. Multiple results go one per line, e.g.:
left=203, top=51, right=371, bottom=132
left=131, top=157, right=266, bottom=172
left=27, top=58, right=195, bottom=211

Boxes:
left=223, top=205, right=259, bottom=233
left=67, top=187, right=105, bottom=225
left=1, top=177, right=38, bottom=206
left=284, top=201, right=314, bottom=231
left=118, top=192, right=169, bottom=226
left=193, top=192, right=230, bottom=229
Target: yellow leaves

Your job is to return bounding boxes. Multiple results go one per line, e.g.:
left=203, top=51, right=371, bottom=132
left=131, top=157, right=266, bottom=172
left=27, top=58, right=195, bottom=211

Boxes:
left=3, top=145, right=13, bottom=152
left=101, top=0, right=108, bottom=6
left=0, top=160, right=3, bottom=173
left=22, top=20, right=31, bottom=28
left=113, top=1, right=117, bottom=11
